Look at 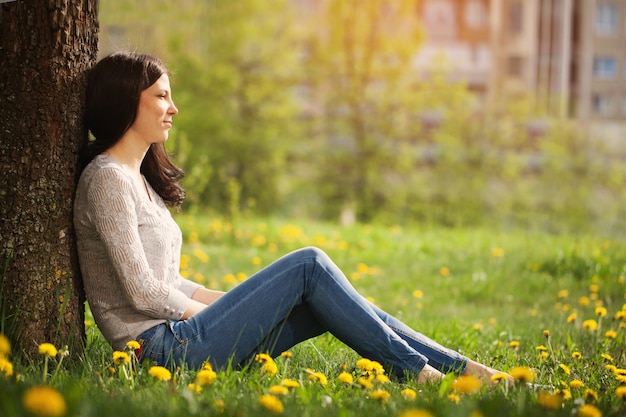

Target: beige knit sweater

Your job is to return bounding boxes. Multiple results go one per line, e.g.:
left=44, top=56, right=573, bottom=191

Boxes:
left=74, top=155, right=202, bottom=351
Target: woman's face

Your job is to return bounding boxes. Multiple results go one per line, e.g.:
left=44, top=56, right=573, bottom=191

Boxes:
left=128, top=73, right=178, bottom=146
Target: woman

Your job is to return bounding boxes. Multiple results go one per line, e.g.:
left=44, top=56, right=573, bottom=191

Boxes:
left=74, top=51, right=508, bottom=385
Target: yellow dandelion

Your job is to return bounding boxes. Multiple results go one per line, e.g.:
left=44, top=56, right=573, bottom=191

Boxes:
left=537, top=391, right=563, bottom=410
left=213, top=399, right=225, bottom=411
left=440, top=267, right=450, bottom=277
left=148, top=366, right=172, bottom=381
left=125, top=340, right=140, bottom=351
left=509, top=341, right=520, bottom=349
left=543, top=330, right=550, bottom=338
left=307, top=371, right=327, bottom=385
left=281, top=379, right=300, bottom=389
left=614, top=310, right=626, bottom=320
left=616, top=386, right=626, bottom=400
left=447, top=393, right=460, bottom=404
left=397, top=409, right=435, bottom=417
left=202, top=362, right=213, bottom=371
left=107, top=366, right=115, bottom=375
left=595, top=307, right=607, bottom=317
left=0, top=333, right=10, bottom=357
left=187, top=383, right=202, bottom=394
left=569, top=379, right=584, bottom=389
left=558, top=364, right=571, bottom=375
left=579, top=296, right=590, bottom=306
left=192, top=248, right=209, bottom=263
left=259, top=394, right=284, bottom=414
left=412, top=290, right=424, bottom=298
left=601, top=353, right=614, bottom=362
left=585, top=388, right=598, bottom=403
left=452, top=375, right=482, bottom=394
left=112, top=351, right=130, bottom=366
left=358, top=376, right=374, bottom=389
left=251, top=256, right=262, bottom=266
left=369, top=389, right=391, bottom=403
left=356, top=358, right=374, bottom=372
left=509, top=367, right=535, bottom=384
left=555, top=388, right=572, bottom=400
left=262, top=361, right=278, bottom=376
left=22, top=386, right=67, bottom=417
left=338, top=372, right=354, bottom=384
left=605, top=330, right=617, bottom=339
left=572, top=352, right=582, bottom=360
left=269, top=385, right=289, bottom=395
left=491, top=247, right=505, bottom=257
left=577, top=404, right=601, bottom=417
left=0, top=356, right=14, bottom=377
left=376, top=374, right=390, bottom=384
left=557, top=289, right=569, bottom=299
left=582, top=319, right=598, bottom=331
left=567, top=312, right=577, bottom=323
left=38, top=343, right=57, bottom=357
left=491, top=373, right=509, bottom=385
left=280, top=351, right=292, bottom=358
left=536, top=345, right=548, bottom=351
left=401, top=388, right=417, bottom=401
left=538, top=351, right=549, bottom=360
left=195, top=369, right=217, bottom=386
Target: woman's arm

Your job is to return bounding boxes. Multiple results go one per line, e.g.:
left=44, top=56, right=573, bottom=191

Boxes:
left=182, top=288, right=225, bottom=319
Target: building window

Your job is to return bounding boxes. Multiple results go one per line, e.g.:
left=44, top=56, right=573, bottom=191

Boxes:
left=464, top=0, right=487, bottom=29
left=509, top=1, right=523, bottom=35
left=595, top=3, right=618, bottom=35
left=592, top=93, right=614, bottom=116
left=593, top=56, right=616, bottom=78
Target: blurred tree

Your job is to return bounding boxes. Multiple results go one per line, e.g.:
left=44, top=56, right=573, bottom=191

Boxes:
left=299, top=0, right=424, bottom=223
left=0, top=0, right=98, bottom=357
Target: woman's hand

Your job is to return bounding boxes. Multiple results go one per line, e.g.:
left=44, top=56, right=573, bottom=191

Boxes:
left=182, top=288, right=226, bottom=319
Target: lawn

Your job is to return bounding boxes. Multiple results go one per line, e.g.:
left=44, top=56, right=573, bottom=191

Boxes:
left=1, top=215, right=626, bottom=416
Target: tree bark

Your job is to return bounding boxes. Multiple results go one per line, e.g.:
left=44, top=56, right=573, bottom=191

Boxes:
left=0, top=0, right=99, bottom=358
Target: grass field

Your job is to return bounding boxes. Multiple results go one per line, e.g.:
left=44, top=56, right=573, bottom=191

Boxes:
left=2, top=215, right=626, bottom=416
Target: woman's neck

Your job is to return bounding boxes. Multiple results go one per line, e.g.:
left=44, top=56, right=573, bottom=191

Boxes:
left=104, top=135, right=149, bottom=175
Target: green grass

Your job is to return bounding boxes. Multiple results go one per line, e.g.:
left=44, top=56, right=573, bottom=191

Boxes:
left=2, top=215, right=626, bottom=416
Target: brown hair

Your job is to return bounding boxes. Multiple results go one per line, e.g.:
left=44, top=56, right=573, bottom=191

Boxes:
left=79, top=51, right=185, bottom=207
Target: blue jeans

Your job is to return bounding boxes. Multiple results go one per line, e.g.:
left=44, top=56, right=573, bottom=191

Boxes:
left=137, top=247, right=468, bottom=378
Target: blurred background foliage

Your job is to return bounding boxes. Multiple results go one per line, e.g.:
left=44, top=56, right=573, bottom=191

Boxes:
left=99, top=0, right=626, bottom=236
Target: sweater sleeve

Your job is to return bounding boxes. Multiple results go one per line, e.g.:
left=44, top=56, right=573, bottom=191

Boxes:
left=86, top=167, right=191, bottom=320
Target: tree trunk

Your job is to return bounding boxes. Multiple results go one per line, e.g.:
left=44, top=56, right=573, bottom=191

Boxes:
left=0, top=0, right=99, bottom=358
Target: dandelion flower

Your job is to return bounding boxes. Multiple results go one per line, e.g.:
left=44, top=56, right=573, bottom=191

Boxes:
left=38, top=343, right=57, bottom=357
left=356, top=358, right=374, bottom=372
left=307, top=371, right=328, bottom=385
left=538, top=352, right=549, bottom=360
left=491, top=373, right=509, bottom=384
left=259, top=394, right=284, bottom=414
left=595, top=307, right=607, bottom=317
left=558, top=364, right=571, bottom=375
left=543, top=330, right=550, bottom=337
left=338, top=372, right=353, bottom=384
left=569, top=379, right=584, bottom=389
left=412, top=290, right=424, bottom=298
left=22, top=386, right=66, bottom=417
left=125, top=340, right=140, bottom=351
left=369, top=389, right=391, bottom=403
left=401, top=388, right=417, bottom=401
left=557, top=290, right=569, bottom=298
left=0, top=356, right=13, bottom=377
left=447, top=393, right=460, bottom=404
left=0, top=333, right=10, bottom=357
left=452, top=375, right=482, bottom=394
left=195, top=369, right=217, bottom=386
left=605, top=330, right=617, bottom=339
left=555, top=388, right=572, bottom=400
left=440, top=267, right=450, bottom=277
left=572, top=352, right=582, bottom=360
left=112, top=351, right=130, bottom=366
left=567, top=313, right=577, bottom=323
left=579, top=297, right=590, bottom=306
left=536, top=345, right=548, bottom=351
left=148, top=366, right=172, bottom=381
left=601, top=353, right=614, bottom=362
left=582, top=320, right=598, bottom=331
left=281, top=379, right=300, bottom=389
left=509, top=367, right=535, bottom=384
left=397, top=409, right=435, bottom=417
left=269, top=385, right=289, bottom=395
left=509, top=341, right=520, bottom=349
left=584, top=389, right=598, bottom=403
left=616, top=386, right=626, bottom=400
left=376, top=374, right=390, bottom=384
left=357, top=377, right=374, bottom=389
left=187, top=383, right=202, bottom=394
left=491, top=247, right=505, bottom=257
left=537, top=391, right=563, bottom=410
left=577, top=404, right=601, bottom=417
left=280, top=351, right=292, bottom=358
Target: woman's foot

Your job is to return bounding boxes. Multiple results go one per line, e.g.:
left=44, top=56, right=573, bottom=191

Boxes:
left=462, top=359, right=514, bottom=387
left=416, top=364, right=445, bottom=385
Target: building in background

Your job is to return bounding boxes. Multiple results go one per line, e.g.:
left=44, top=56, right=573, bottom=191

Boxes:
left=415, top=0, right=626, bottom=140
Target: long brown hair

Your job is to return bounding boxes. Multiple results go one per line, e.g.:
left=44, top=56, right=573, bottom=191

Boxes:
left=79, top=51, right=185, bottom=207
